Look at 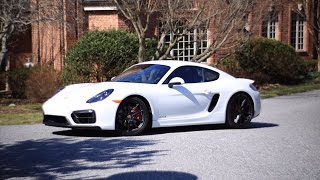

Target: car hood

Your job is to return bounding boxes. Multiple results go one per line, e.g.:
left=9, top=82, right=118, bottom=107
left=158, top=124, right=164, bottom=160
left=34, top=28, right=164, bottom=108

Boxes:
left=50, top=82, right=150, bottom=103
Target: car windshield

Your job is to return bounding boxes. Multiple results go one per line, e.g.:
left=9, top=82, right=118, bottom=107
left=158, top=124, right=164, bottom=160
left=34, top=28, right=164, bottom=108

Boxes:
left=112, top=64, right=170, bottom=84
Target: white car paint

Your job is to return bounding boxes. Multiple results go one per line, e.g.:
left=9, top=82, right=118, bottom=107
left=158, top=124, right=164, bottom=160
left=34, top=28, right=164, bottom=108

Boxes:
left=42, top=60, right=261, bottom=131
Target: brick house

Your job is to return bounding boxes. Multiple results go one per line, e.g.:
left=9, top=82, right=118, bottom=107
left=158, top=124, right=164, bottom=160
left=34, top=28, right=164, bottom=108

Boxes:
left=6, top=0, right=318, bottom=71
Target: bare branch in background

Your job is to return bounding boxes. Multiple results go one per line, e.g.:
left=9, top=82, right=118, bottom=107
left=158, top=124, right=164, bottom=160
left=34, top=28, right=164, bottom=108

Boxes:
left=114, top=0, right=158, bottom=62
left=0, top=0, right=66, bottom=70
left=114, top=0, right=272, bottom=63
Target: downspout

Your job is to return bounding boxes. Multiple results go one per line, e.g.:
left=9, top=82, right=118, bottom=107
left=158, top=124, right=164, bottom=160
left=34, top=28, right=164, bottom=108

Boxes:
left=314, top=0, right=320, bottom=71
left=60, top=0, right=65, bottom=70
left=37, top=0, right=41, bottom=65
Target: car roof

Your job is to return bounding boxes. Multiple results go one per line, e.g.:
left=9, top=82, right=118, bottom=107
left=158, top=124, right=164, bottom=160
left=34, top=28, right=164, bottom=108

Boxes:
left=139, top=60, right=231, bottom=76
left=140, top=60, right=205, bottom=67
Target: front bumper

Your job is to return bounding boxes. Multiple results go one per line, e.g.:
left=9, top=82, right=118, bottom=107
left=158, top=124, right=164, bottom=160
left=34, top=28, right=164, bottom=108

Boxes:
left=43, top=115, right=71, bottom=127
left=42, top=98, right=119, bottom=130
left=43, top=110, right=97, bottom=127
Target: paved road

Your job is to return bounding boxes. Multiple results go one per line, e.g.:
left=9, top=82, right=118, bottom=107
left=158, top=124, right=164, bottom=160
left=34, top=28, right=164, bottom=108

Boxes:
left=1, top=90, right=320, bottom=179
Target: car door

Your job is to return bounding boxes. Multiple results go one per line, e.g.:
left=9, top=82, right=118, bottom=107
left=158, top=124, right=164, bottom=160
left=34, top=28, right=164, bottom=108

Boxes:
left=156, top=66, right=219, bottom=120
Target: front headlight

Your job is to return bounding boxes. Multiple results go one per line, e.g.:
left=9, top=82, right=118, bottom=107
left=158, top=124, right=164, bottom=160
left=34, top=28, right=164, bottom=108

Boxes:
left=86, top=89, right=114, bottom=103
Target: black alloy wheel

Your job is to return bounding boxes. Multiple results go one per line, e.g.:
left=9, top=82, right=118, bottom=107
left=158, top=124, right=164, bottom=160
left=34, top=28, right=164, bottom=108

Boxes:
left=226, top=93, right=254, bottom=129
left=115, top=97, right=150, bottom=136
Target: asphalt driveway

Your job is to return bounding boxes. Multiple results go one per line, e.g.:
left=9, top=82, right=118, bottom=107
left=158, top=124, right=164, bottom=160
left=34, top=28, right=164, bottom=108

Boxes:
left=1, top=90, right=320, bottom=179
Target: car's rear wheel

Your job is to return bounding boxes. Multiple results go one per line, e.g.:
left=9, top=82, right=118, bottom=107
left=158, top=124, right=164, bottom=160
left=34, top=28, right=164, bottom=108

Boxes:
left=226, top=93, right=254, bottom=129
left=115, top=97, right=150, bottom=136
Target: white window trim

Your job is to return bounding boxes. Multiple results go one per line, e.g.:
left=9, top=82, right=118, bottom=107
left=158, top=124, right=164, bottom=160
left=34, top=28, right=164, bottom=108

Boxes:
left=294, top=17, right=304, bottom=50
left=84, top=6, right=118, bottom=11
left=167, top=29, right=208, bottom=61
left=266, top=20, right=277, bottom=39
left=263, top=11, right=279, bottom=40
left=292, top=12, right=305, bottom=51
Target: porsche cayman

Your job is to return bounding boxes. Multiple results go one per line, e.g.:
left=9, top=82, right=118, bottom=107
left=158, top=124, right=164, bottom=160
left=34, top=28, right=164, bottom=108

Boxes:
left=43, top=60, right=261, bottom=135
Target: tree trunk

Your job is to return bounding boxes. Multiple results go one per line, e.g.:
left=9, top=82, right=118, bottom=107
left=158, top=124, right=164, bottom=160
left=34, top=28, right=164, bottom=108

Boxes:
left=0, top=35, right=9, bottom=91
left=0, top=35, right=9, bottom=72
left=138, top=37, right=146, bottom=63
left=318, top=51, right=320, bottom=72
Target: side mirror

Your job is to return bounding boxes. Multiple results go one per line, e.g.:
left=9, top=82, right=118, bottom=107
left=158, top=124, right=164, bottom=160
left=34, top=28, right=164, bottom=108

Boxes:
left=168, top=77, right=185, bottom=88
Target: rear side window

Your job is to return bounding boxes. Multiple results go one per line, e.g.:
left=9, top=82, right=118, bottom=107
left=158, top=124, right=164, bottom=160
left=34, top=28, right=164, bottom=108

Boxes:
left=203, top=68, right=219, bottom=82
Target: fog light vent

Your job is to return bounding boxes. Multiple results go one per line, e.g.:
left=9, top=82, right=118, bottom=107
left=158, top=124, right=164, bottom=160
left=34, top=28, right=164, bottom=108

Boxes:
left=71, top=110, right=96, bottom=124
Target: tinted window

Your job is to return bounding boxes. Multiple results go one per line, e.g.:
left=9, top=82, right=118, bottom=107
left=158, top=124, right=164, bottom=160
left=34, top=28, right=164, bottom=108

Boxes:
left=163, top=66, right=203, bottom=84
left=112, top=64, right=170, bottom=84
left=163, top=66, right=219, bottom=84
left=203, top=68, right=219, bottom=82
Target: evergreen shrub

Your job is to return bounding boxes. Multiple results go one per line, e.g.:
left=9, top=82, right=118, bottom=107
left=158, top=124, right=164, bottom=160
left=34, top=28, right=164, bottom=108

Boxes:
left=63, top=30, right=157, bottom=84
left=235, top=38, right=307, bottom=84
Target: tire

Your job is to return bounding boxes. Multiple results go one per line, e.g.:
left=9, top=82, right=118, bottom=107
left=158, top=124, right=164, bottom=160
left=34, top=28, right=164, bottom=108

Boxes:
left=115, top=97, right=150, bottom=136
left=226, top=93, right=254, bottom=129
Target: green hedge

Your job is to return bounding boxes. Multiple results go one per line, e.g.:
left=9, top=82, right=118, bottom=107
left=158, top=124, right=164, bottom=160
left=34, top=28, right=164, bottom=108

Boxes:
left=235, top=38, right=307, bottom=84
left=63, top=30, right=157, bottom=84
left=8, top=68, right=32, bottom=98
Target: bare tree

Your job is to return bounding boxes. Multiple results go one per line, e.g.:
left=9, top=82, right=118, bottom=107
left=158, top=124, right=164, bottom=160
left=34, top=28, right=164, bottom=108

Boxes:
left=155, top=0, right=211, bottom=61
left=0, top=0, right=82, bottom=90
left=114, top=0, right=270, bottom=64
left=0, top=0, right=29, bottom=70
left=193, top=0, right=255, bottom=63
left=290, top=0, right=320, bottom=71
left=113, top=0, right=158, bottom=63
left=0, top=0, right=64, bottom=71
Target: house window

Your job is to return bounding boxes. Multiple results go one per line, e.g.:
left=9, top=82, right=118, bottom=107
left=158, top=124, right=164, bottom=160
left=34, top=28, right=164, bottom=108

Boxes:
left=291, top=12, right=305, bottom=51
left=165, top=28, right=208, bottom=61
left=262, top=10, right=278, bottom=39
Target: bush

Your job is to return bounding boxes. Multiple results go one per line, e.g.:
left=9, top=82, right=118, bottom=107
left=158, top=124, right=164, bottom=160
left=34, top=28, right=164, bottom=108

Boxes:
left=235, top=38, right=307, bottom=84
left=8, top=68, right=32, bottom=98
left=217, top=57, right=240, bottom=74
left=217, top=57, right=271, bottom=85
left=304, top=59, right=318, bottom=72
left=233, top=71, right=271, bottom=86
left=63, top=30, right=157, bottom=84
left=25, top=66, right=62, bottom=102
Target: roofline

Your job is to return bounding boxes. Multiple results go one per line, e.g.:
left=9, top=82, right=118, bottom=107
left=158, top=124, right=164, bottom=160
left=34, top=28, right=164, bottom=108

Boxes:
left=83, top=6, right=118, bottom=11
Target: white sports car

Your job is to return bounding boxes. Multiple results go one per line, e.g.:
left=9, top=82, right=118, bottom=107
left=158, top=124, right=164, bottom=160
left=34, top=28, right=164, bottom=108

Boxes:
left=43, top=60, right=261, bottom=135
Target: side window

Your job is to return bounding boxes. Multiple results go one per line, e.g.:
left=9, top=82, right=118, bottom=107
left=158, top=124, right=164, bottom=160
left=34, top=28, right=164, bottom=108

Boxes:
left=163, top=66, right=203, bottom=84
left=203, top=68, right=219, bottom=82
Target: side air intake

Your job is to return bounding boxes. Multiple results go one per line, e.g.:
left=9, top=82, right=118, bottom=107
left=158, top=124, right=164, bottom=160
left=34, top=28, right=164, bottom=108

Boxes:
left=208, top=94, right=220, bottom=112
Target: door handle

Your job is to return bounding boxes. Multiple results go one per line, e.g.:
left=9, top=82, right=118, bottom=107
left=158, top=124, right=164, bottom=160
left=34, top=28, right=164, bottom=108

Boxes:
left=203, top=90, right=212, bottom=95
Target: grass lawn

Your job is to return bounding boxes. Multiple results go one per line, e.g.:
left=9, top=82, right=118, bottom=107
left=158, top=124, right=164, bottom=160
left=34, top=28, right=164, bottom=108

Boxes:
left=260, top=75, right=320, bottom=98
left=0, top=102, right=42, bottom=126
left=0, top=75, right=320, bottom=126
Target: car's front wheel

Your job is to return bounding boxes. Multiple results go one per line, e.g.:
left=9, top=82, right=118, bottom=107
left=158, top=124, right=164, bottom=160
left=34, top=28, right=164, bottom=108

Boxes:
left=226, top=93, right=254, bottom=128
left=115, top=97, right=150, bottom=136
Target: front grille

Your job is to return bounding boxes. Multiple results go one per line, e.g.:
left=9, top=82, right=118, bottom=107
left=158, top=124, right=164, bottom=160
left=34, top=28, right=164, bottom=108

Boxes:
left=43, top=115, right=70, bottom=127
left=71, top=110, right=96, bottom=124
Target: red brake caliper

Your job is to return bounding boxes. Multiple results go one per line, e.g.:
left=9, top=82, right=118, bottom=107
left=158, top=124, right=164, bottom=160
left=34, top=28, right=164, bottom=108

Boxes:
left=131, top=104, right=142, bottom=121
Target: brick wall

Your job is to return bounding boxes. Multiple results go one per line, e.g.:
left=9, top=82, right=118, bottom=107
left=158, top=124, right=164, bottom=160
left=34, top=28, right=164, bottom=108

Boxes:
left=32, top=20, right=63, bottom=70
left=31, top=0, right=87, bottom=70
left=7, top=25, right=33, bottom=69
left=21, top=0, right=316, bottom=72
left=88, top=11, right=119, bottom=31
